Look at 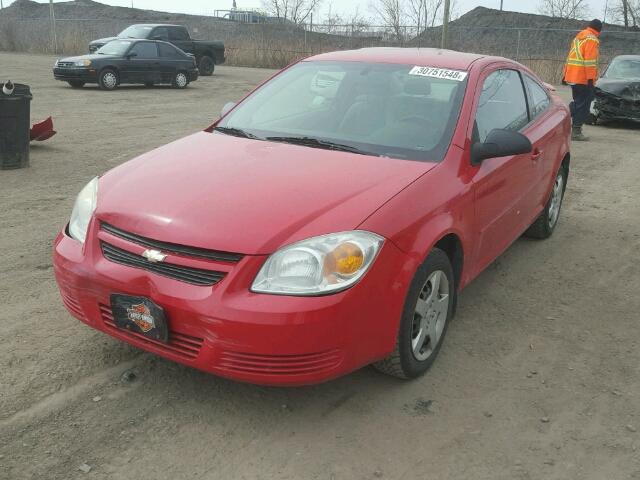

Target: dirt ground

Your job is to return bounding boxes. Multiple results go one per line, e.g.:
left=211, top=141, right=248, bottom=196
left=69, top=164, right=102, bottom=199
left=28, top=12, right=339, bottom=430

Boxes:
left=1, top=52, right=639, bottom=480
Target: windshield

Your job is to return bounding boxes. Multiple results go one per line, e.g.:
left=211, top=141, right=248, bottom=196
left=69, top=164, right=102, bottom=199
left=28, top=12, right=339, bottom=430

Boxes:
left=216, top=61, right=468, bottom=161
left=96, top=40, right=133, bottom=56
left=118, top=25, right=153, bottom=39
left=605, top=58, right=640, bottom=79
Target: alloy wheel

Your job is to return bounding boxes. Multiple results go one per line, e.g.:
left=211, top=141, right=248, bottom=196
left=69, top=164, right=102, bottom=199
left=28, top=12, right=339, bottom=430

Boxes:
left=411, top=270, right=450, bottom=361
left=548, top=173, right=564, bottom=228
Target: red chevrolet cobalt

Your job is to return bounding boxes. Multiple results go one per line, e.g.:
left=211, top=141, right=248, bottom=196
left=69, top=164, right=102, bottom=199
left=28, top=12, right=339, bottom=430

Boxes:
left=54, top=48, right=571, bottom=385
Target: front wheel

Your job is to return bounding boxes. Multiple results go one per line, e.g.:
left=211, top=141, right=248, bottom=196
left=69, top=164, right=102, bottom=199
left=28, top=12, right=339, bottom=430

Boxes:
left=172, top=71, right=189, bottom=89
left=98, top=69, right=118, bottom=90
left=525, top=166, right=567, bottom=239
left=373, top=248, right=455, bottom=379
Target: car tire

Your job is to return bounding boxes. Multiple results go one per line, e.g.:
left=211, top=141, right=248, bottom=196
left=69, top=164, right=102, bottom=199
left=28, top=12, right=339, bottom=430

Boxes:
left=172, top=71, right=189, bottom=89
left=98, top=69, right=118, bottom=91
left=67, top=80, right=85, bottom=88
left=525, top=165, right=567, bottom=239
left=373, top=248, right=455, bottom=379
left=586, top=113, right=598, bottom=125
left=198, top=56, right=215, bottom=76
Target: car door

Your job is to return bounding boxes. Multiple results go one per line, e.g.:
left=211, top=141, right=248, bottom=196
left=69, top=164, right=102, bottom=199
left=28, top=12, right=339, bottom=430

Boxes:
left=158, top=42, right=184, bottom=83
left=470, top=68, right=538, bottom=274
left=522, top=74, right=563, bottom=216
left=125, top=41, right=161, bottom=84
left=168, top=27, right=193, bottom=54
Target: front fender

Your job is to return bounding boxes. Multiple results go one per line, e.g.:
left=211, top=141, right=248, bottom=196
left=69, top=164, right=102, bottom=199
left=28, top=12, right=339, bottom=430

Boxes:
left=359, top=151, right=475, bottom=290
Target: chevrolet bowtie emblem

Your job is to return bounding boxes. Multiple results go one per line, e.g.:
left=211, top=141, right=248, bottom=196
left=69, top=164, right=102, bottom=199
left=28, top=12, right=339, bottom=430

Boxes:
left=142, top=249, right=167, bottom=263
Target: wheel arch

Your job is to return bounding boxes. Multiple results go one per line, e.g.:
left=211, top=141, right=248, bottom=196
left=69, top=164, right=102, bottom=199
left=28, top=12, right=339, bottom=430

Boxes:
left=433, top=233, right=464, bottom=292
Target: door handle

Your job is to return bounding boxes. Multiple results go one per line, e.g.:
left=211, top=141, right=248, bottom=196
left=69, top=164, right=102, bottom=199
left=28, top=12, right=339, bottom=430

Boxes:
left=531, top=148, right=543, bottom=161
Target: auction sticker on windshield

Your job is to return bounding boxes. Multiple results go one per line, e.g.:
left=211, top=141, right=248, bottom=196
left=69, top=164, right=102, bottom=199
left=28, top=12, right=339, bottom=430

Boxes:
left=409, top=66, right=468, bottom=81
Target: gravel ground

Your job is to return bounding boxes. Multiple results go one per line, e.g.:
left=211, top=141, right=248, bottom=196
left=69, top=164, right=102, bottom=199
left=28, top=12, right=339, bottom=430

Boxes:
left=1, top=52, right=639, bottom=480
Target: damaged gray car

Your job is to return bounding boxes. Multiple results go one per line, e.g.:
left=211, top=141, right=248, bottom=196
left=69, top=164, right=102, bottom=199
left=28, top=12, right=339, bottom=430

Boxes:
left=589, top=55, right=640, bottom=124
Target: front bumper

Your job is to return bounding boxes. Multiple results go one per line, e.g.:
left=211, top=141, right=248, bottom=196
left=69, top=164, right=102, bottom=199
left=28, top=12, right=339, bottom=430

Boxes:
left=593, top=95, right=640, bottom=122
left=188, top=68, right=199, bottom=82
left=53, top=67, right=97, bottom=83
left=53, top=221, right=414, bottom=386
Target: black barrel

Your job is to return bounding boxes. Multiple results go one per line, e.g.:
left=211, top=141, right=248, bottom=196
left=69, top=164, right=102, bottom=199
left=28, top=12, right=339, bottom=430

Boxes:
left=0, top=83, right=33, bottom=170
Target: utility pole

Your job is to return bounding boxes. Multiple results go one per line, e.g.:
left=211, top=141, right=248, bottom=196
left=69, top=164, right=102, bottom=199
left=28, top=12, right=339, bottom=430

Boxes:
left=441, top=0, right=451, bottom=49
left=49, top=0, right=58, bottom=54
left=623, top=0, right=629, bottom=28
left=500, top=0, right=504, bottom=11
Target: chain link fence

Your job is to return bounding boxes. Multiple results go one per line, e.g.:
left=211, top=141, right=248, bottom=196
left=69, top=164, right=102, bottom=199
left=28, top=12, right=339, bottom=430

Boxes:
left=1, top=16, right=639, bottom=82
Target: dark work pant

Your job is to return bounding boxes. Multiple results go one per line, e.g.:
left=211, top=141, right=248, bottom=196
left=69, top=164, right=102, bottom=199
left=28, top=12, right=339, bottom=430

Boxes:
left=570, top=84, right=595, bottom=128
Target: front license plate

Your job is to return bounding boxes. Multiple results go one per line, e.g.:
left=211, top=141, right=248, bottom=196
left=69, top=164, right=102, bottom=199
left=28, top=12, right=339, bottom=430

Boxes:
left=110, top=294, right=169, bottom=343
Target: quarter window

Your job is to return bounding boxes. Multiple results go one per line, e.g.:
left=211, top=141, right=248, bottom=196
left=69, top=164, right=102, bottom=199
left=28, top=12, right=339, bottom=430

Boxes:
left=129, top=42, right=158, bottom=58
left=159, top=43, right=182, bottom=58
left=475, top=69, right=529, bottom=142
left=524, top=75, right=551, bottom=119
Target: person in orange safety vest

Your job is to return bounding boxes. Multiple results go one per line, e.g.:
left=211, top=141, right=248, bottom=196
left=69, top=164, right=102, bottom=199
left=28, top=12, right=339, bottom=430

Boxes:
left=563, top=19, right=602, bottom=141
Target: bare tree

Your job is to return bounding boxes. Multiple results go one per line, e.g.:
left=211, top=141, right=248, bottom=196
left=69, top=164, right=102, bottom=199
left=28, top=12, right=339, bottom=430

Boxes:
left=371, top=0, right=406, bottom=41
left=537, top=0, right=590, bottom=19
left=262, top=0, right=323, bottom=24
left=608, top=0, right=640, bottom=27
left=322, top=3, right=371, bottom=35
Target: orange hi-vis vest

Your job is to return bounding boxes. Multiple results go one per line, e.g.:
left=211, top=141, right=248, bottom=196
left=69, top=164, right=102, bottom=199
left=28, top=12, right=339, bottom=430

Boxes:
left=563, top=27, right=600, bottom=85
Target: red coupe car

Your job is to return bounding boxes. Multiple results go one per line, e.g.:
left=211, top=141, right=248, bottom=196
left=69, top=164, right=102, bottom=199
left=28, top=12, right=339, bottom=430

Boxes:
left=54, top=48, right=571, bottom=386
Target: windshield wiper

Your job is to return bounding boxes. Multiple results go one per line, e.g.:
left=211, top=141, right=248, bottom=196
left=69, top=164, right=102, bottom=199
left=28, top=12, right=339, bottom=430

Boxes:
left=265, top=136, right=379, bottom=156
left=213, top=127, right=260, bottom=139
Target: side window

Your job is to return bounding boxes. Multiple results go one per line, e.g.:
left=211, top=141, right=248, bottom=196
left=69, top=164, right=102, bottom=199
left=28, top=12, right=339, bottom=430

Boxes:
left=159, top=43, right=181, bottom=58
left=475, top=69, right=529, bottom=142
left=524, top=75, right=551, bottom=119
left=129, top=42, right=158, bottom=58
left=152, top=27, right=169, bottom=41
left=169, top=27, right=189, bottom=41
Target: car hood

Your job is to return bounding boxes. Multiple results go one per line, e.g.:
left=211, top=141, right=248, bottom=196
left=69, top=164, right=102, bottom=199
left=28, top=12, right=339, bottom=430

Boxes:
left=59, top=53, right=118, bottom=62
left=90, top=36, right=118, bottom=45
left=96, top=132, right=435, bottom=255
left=596, top=78, right=640, bottom=100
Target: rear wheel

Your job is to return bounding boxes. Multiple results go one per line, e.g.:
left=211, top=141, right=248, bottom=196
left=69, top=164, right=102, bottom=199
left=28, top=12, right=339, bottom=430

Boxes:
left=373, top=248, right=455, bottom=379
left=98, top=69, right=118, bottom=91
left=198, top=56, right=215, bottom=76
left=172, top=71, right=189, bottom=89
left=525, top=166, right=567, bottom=239
left=67, top=80, right=85, bottom=88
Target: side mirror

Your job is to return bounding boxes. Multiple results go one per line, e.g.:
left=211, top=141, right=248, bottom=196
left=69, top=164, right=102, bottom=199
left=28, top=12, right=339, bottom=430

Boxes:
left=471, top=129, right=532, bottom=165
left=220, top=102, right=236, bottom=117
left=126, top=52, right=138, bottom=59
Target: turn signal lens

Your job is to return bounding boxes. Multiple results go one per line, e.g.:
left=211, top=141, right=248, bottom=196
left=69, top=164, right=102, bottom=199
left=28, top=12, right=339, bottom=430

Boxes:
left=326, top=242, right=364, bottom=276
left=252, top=231, right=384, bottom=296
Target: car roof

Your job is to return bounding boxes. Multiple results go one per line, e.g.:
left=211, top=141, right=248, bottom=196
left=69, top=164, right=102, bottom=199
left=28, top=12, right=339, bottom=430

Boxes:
left=611, top=55, right=640, bottom=61
left=129, top=24, right=181, bottom=28
left=305, top=48, right=495, bottom=70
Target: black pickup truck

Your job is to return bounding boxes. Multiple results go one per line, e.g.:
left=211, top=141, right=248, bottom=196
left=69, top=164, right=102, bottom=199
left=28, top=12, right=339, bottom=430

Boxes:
left=89, top=24, right=225, bottom=76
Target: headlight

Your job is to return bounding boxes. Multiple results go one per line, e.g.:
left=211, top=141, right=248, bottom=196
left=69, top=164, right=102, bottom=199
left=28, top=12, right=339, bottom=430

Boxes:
left=252, top=231, right=384, bottom=296
left=74, top=59, right=91, bottom=67
left=68, top=177, right=98, bottom=243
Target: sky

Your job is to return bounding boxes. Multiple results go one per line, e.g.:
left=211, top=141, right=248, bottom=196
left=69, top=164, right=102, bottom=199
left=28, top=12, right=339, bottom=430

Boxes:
left=0, top=0, right=611, bottom=22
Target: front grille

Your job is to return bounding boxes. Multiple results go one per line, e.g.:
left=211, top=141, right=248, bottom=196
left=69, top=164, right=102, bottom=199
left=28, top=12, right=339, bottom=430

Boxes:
left=101, top=241, right=225, bottom=286
left=99, top=304, right=204, bottom=360
left=101, top=223, right=243, bottom=263
left=219, top=349, right=343, bottom=376
left=56, top=61, right=75, bottom=68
